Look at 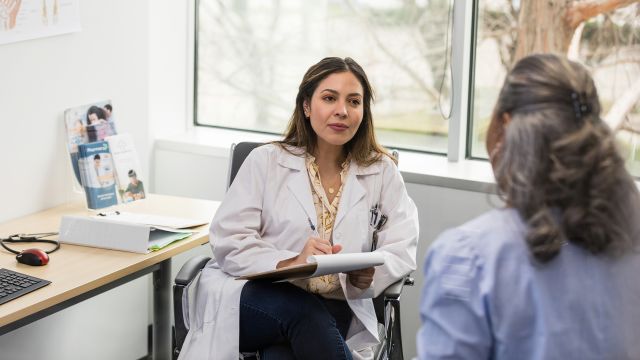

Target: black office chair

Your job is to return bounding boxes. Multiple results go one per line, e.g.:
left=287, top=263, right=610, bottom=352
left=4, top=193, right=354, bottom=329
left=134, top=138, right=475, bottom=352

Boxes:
left=173, top=142, right=413, bottom=360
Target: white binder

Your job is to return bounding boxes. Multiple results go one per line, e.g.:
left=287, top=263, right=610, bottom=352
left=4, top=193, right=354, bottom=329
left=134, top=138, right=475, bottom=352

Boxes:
left=58, top=215, right=200, bottom=253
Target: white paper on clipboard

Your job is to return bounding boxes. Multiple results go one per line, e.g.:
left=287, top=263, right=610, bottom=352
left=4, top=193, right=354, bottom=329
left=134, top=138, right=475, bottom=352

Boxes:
left=238, top=252, right=385, bottom=281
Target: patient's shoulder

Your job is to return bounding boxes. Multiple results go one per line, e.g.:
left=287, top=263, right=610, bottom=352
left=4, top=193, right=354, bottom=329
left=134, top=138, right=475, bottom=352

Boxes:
left=446, top=209, right=529, bottom=261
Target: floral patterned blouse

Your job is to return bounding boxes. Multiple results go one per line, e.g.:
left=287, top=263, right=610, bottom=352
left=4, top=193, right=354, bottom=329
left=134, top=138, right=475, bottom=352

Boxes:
left=291, top=154, right=350, bottom=300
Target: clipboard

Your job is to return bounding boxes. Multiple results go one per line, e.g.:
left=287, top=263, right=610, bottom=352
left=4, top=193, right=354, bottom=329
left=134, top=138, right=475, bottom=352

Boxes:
left=238, top=252, right=385, bottom=281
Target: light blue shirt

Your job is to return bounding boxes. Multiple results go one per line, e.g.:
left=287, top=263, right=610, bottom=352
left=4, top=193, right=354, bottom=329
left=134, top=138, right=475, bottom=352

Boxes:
left=417, top=208, right=640, bottom=360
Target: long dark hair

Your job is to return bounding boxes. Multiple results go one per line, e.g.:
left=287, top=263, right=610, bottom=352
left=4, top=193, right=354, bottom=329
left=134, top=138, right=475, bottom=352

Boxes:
left=488, top=53, right=639, bottom=262
left=86, top=105, right=106, bottom=123
left=277, top=57, right=393, bottom=166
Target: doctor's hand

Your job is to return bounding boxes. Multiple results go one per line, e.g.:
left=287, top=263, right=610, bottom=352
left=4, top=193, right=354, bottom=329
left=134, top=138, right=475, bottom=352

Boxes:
left=347, top=267, right=375, bottom=289
left=276, top=237, right=342, bottom=269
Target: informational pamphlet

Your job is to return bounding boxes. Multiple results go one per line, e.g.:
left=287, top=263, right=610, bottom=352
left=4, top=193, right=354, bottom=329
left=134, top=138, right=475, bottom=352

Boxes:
left=64, top=100, right=116, bottom=186
left=77, top=141, right=118, bottom=209
left=105, top=134, right=145, bottom=203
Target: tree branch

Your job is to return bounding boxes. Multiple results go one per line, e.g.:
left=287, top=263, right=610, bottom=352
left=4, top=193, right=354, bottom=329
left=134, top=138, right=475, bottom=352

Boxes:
left=604, top=76, right=640, bottom=130
left=567, top=22, right=585, bottom=60
left=566, top=0, right=639, bottom=29
left=343, top=0, right=440, bottom=103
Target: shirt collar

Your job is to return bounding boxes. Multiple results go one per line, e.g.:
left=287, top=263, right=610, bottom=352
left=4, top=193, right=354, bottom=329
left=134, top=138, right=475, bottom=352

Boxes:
left=277, top=145, right=383, bottom=176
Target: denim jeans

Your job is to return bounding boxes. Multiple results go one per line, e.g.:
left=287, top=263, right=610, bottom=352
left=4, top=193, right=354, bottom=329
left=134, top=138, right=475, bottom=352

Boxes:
left=239, top=281, right=353, bottom=360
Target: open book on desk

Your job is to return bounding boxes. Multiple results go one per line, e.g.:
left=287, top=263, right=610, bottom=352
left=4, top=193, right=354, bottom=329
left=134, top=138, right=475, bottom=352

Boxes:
left=237, top=252, right=385, bottom=281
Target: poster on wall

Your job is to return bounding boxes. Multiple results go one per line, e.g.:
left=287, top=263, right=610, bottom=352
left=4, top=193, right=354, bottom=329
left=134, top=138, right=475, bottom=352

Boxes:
left=0, top=0, right=81, bottom=46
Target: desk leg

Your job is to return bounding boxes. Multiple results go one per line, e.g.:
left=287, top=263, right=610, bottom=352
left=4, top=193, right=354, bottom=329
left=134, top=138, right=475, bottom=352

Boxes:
left=153, top=258, right=172, bottom=360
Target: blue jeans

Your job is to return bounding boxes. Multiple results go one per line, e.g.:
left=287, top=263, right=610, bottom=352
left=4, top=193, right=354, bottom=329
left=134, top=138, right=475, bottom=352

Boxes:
left=239, top=281, right=353, bottom=360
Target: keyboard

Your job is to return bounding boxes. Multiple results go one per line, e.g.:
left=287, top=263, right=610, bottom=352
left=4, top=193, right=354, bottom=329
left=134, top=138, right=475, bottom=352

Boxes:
left=0, top=268, right=51, bottom=305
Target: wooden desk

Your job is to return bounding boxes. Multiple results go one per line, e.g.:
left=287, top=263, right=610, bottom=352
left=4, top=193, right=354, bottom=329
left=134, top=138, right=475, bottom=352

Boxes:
left=0, top=194, right=219, bottom=360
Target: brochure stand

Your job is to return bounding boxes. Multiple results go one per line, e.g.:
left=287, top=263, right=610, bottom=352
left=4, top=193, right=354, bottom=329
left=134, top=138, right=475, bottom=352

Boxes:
left=63, top=101, right=145, bottom=210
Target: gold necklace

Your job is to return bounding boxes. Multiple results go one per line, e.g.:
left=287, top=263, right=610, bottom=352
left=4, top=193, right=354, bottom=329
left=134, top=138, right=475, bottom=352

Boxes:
left=326, top=173, right=341, bottom=195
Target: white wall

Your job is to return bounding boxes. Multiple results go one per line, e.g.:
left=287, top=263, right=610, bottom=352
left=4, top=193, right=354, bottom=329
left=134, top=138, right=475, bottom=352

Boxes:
left=147, top=0, right=192, bottom=190
left=0, top=0, right=154, bottom=358
left=154, top=148, right=498, bottom=359
left=0, top=1, right=151, bottom=223
left=0, top=277, right=149, bottom=360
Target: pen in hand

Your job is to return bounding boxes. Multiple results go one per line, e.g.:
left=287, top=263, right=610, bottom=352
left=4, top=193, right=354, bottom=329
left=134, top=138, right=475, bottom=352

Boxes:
left=279, top=218, right=336, bottom=269
left=308, top=217, right=320, bottom=238
left=307, top=217, right=341, bottom=255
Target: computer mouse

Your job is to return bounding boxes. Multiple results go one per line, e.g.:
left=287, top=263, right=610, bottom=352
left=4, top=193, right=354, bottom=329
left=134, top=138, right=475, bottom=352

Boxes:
left=16, top=248, right=50, bottom=266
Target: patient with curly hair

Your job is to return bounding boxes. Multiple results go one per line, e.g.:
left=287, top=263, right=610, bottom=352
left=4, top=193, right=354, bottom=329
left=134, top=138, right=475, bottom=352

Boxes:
left=418, top=53, right=640, bottom=360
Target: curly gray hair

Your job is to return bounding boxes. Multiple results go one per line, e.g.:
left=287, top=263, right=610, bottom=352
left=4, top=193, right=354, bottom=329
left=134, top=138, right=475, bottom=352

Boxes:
left=488, top=53, right=640, bottom=262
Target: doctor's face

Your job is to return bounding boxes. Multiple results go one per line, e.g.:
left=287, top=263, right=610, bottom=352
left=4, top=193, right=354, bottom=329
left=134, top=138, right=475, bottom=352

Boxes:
left=305, top=71, right=364, bottom=149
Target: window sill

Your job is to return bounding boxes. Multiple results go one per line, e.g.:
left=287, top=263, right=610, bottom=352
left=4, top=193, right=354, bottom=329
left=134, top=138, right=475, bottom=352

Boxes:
left=154, top=127, right=497, bottom=194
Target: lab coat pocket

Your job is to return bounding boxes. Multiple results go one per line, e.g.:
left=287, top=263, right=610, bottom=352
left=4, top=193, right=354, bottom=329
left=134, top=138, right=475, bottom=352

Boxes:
left=365, top=222, right=375, bottom=252
left=195, top=269, right=220, bottom=326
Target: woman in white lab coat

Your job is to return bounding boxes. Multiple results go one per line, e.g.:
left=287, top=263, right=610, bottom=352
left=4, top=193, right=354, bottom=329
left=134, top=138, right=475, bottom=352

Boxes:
left=179, top=57, right=419, bottom=360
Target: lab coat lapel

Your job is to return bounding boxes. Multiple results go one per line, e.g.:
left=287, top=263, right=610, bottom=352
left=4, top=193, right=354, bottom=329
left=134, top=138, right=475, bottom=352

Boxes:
left=281, top=151, right=316, bottom=221
left=287, top=170, right=315, bottom=220
left=334, top=162, right=366, bottom=229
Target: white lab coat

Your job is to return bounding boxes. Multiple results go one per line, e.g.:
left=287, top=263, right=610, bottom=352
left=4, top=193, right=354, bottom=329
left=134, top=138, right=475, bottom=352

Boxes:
left=179, top=144, right=418, bottom=360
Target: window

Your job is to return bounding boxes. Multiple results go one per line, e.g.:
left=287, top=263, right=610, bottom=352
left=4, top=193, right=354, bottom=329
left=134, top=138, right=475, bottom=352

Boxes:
left=196, top=0, right=640, bottom=175
left=196, top=0, right=453, bottom=153
left=469, top=1, right=640, bottom=176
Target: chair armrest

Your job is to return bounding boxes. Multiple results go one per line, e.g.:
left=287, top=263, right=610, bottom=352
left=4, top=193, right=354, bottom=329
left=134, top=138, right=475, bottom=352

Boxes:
left=175, top=255, right=211, bottom=286
left=383, top=278, right=405, bottom=299
left=377, top=275, right=413, bottom=359
left=173, top=255, right=211, bottom=358
left=383, top=276, right=414, bottom=300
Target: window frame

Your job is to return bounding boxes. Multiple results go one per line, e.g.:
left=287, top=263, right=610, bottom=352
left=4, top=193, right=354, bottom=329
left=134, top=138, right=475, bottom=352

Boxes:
left=192, top=0, right=485, bottom=162
left=192, top=0, right=282, bottom=139
left=465, top=0, right=483, bottom=161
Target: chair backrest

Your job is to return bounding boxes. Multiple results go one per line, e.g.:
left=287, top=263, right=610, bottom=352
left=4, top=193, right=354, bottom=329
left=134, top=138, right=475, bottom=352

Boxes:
left=228, top=143, right=397, bottom=188
left=391, top=149, right=399, bottom=163
left=227, top=142, right=264, bottom=189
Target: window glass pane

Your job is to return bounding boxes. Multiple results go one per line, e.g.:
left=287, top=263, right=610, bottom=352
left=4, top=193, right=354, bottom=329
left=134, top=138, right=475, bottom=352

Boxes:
left=470, top=1, right=640, bottom=176
left=196, top=0, right=453, bottom=153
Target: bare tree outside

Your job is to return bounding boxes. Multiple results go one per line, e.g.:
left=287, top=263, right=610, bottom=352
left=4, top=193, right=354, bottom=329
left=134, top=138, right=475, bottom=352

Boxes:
left=472, top=0, right=640, bottom=175
left=197, top=0, right=453, bottom=153
left=197, top=0, right=639, bottom=172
